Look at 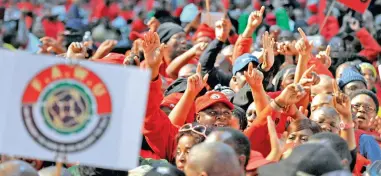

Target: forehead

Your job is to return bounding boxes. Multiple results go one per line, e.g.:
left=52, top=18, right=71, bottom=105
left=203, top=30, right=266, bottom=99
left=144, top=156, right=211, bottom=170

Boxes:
left=311, top=94, right=333, bottom=106
left=351, top=94, right=376, bottom=107
left=310, top=110, right=339, bottom=122
left=290, top=129, right=313, bottom=136
left=171, top=32, right=186, bottom=39
left=345, top=81, right=366, bottom=88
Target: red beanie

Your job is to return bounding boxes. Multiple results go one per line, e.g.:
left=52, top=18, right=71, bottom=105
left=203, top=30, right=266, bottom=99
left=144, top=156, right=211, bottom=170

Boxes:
left=192, top=24, right=215, bottom=42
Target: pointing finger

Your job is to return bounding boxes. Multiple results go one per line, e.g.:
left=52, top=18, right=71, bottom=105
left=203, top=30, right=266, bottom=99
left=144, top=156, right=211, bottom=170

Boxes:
left=325, top=45, right=331, bottom=56
left=196, top=63, right=202, bottom=75
left=298, top=27, right=307, bottom=40
left=259, top=6, right=265, bottom=16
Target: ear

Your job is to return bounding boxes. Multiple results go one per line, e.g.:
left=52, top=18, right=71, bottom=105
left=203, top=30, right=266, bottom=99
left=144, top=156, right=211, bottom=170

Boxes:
left=238, top=155, right=247, bottom=167
left=231, top=76, right=238, bottom=83
left=196, top=113, right=201, bottom=122
left=200, top=171, right=208, bottom=176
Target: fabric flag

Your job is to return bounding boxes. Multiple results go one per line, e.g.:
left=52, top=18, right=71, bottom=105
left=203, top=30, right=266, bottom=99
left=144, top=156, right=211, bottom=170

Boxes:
left=337, top=0, right=371, bottom=13
left=275, top=8, right=291, bottom=31
left=0, top=50, right=150, bottom=171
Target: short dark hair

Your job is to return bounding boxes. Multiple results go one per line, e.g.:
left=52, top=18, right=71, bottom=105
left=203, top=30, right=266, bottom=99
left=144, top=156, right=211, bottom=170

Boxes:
left=287, top=118, right=322, bottom=134
left=214, top=127, right=251, bottom=167
left=233, top=105, right=247, bottom=131
left=349, top=89, right=379, bottom=112
left=309, top=132, right=352, bottom=164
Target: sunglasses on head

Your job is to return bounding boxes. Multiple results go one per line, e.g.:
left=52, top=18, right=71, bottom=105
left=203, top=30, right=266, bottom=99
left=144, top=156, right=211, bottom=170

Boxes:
left=179, top=123, right=207, bottom=138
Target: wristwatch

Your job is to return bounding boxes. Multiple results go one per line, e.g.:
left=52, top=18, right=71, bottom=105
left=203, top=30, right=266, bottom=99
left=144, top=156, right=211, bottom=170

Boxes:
left=339, top=121, right=354, bottom=130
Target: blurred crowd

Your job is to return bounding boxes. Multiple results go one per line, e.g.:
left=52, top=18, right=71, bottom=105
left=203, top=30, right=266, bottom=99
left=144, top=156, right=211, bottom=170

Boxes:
left=1, top=0, right=381, bottom=176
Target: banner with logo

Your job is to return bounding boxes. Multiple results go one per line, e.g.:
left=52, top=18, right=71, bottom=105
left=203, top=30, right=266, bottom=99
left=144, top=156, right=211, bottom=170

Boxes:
left=0, top=50, right=150, bottom=171
left=337, top=0, right=371, bottom=13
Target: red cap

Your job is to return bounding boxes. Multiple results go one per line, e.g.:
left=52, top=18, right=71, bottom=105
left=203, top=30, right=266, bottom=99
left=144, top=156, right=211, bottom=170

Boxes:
left=265, top=13, right=276, bottom=26
left=131, top=19, right=147, bottom=33
left=161, top=93, right=183, bottom=109
left=192, top=24, right=215, bottom=41
left=94, top=53, right=125, bottom=65
left=129, top=31, right=144, bottom=41
left=246, top=150, right=273, bottom=171
left=195, top=91, right=234, bottom=113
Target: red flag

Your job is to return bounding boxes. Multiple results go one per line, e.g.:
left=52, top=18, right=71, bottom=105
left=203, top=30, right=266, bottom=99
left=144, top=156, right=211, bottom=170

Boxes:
left=337, top=0, right=371, bottom=13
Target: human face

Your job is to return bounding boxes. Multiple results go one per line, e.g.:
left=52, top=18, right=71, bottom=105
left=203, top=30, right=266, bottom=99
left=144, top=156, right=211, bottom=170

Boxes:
left=310, top=94, right=334, bottom=112
left=343, top=81, right=366, bottom=95
left=351, top=94, right=377, bottom=130
left=230, top=72, right=247, bottom=93
left=194, top=36, right=212, bottom=45
left=246, top=103, right=256, bottom=129
left=310, top=111, right=340, bottom=134
left=286, top=129, right=313, bottom=145
left=176, top=135, right=198, bottom=171
left=362, top=68, right=376, bottom=89
left=197, top=103, right=233, bottom=127
left=281, top=69, right=295, bottom=90
left=166, top=32, right=187, bottom=60
left=311, top=81, right=334, bottom=99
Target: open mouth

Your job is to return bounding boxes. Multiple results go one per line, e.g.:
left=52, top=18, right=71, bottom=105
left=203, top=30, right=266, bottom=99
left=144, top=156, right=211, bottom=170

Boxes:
left=356, top=114, right=367, bottom=121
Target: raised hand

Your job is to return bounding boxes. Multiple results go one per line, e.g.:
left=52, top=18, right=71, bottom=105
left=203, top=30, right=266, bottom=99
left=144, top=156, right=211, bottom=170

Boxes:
left=332, top=79, right=352, bottom=119
left=299, top=65, right=320, bottom=87
left=66, top=42, right=87, bottom=59
left=244, top=62, right=264, bottom=90
left=92, top=40, right=118, bottom=59
left=316, top=45, right=331, bottom=68
left=142, top=30, right=165, bottom=79
left=266, top=116, right=282, bottom=161
left=39, top=37, right=65, bottom=54
left=247, top=6, right=265, bottom=30
left=147, top=17, right=161, bottom=32
left=186, top=64, right=209, bottom=96
left=262, top=31, right=275, bottom=71
left=215, top=17, right=232, bottom=42
left=275, top=83, right=307, bottom=107
left=191, top=42, right=208, bottom=56
left=277, top=41, right=298, bottom=56
left=295, top=28, right=313, bottom=56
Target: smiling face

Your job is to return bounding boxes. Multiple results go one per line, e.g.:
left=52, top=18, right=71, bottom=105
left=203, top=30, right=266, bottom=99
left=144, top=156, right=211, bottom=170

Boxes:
left=351, top=94, right=377, bottom=131
left=176, top=135, right=198, bottom=171
left=197, top=103, right=233, bottom=127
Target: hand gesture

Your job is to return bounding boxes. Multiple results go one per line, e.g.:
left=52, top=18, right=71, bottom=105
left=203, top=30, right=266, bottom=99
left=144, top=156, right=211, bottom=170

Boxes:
left=189, top=12, right=201, bottom=29
left=262, top=31, right=275, bottom=71
left=316, top=45, right=331, bottom=68
left=244, top=62, right=264, bottom=90
left=147, top=17, right=161, bottom=32
left=39, top=37, right=65, bottom=54
left=142, top=31, right=165, bottom=79
left=299, top=65, right=320, bottom=87
left=275, top=83, right=307, bottom=107
left=295, top=28, right=313, bottom=56
left=191, top=42, right=208, bottom=56
left=186, top=64, right=209, bottom=96
left=332, top=79, right=352, bottom=120
left=349, top=18, right=360, bottom=32
left=266, top=116, right=282, bottom=161
left=215, top=17, right=232, bottom=42
left=277, top=41, right=298, bottom=56
left=66, top=42, right=87, bottom=59
left=247, top=6, right=265, bottom=30
left=92, top=40, right=118, bottom=59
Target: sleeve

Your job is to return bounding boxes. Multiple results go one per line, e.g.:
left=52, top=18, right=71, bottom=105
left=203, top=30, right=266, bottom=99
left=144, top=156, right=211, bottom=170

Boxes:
left=199, top=39, right=232, bottom=88
left=244, top=105, right=281, bottom=156
left=356, top=28, right=381, bottom=61
left=143, top=77, right=179, bottom=160
left=231, top=35, right=253, bottom=64
left=350, top=148, right=357, bottom=172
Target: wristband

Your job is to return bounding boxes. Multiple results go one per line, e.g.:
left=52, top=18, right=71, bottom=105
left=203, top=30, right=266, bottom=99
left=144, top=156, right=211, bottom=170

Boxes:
left=339, top=121, right=354, bottom=130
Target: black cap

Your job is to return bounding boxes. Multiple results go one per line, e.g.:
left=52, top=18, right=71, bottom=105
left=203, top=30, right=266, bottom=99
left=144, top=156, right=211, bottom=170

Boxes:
left=258, top=143, right=343, bottom=176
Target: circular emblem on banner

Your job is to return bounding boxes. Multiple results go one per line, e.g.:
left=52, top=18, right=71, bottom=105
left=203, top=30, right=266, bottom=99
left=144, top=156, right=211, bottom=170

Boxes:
left=21, top=64, right=112, bottom=153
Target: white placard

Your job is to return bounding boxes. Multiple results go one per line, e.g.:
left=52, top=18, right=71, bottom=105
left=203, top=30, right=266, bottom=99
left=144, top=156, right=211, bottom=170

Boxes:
left=0, top=49, right=150, bottom=171
left=201, top=12, right=224, bottom=28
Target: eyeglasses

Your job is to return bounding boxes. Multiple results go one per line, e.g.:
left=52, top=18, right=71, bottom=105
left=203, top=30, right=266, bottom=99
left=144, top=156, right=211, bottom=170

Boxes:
left=202, top=110, right=232, bottom=119
left=351, top=103, right=375, bottom=113
left=179, top=123, right=207, bottom=138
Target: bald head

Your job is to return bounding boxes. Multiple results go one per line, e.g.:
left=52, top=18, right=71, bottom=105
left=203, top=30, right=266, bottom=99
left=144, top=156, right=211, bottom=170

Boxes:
left=311, top=93, right=334, bottom=112
left=185, top=142, right=241, bottom=176
left=310, top=107, right=340, bottom=133
left=0, top=160, right=39, bottom=176
left=179, top=64, right=197, bottom=78
left=311, top=75, right=334, bottom=98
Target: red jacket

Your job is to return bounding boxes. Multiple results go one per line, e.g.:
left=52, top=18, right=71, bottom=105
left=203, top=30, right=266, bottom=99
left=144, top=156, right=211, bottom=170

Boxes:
left=142, top=77, right=179, bottom=160
left=357, top=28, right=381, bottom=61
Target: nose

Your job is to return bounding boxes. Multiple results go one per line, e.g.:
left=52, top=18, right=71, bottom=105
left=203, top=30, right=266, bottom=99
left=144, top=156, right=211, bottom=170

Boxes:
left=358, top=105, right=367, bottom=112
left=178, top=153, right=186, bottom=162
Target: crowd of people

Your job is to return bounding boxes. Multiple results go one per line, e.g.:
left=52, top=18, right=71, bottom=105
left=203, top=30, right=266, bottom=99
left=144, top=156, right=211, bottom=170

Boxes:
left=1, top=0, right=381, bottom=175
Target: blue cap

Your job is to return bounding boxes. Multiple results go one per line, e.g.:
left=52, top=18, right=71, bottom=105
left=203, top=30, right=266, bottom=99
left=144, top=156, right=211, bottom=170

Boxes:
left=232, top=53, right=259, bottom=75
left=338, top=68, right=367, bottom=90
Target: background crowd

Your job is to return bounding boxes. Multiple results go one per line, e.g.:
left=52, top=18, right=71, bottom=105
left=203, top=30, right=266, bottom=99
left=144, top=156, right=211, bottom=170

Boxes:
left=1, top=0, right=381, bottom=176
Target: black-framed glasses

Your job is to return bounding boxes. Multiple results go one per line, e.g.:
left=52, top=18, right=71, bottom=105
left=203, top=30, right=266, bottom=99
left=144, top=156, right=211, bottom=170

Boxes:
left=351, top=103, right=376, bottom=113
left=202, top=110, right=232, bottom=119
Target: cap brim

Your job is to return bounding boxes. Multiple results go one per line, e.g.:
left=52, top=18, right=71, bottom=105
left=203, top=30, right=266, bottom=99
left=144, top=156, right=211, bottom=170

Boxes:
left=257, top=162, right=297, bottom=176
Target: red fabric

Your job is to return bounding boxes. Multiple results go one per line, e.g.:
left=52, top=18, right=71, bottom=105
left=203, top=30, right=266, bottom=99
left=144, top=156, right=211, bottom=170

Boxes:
left=228, top=33, right=239, bottom=45
left=65, top=0, right=73, bottom=11
left=173, top=7, right=183, bottom=17
left=131, top=19, right=147, bottom=33
left=161, top=93, right=196, bottom=124
left=146, top=0, right=155, bottom=11
left=222, top=0, right=230, bottom=9
left=140, top=149, right=161, bottom=160
left=308, top=57, right=334, bottom=78
left=353, top=153, right=371, bottom=176
left=232, top=36, right=253, bottom=64
left=308, top=4, right=318, bottom=14
left=356, top=28, right=381, bottom=61
left=93, top=53, right=125, bottom=65
left=307, top=15, right=319, bottom=25
left=320, top=16, right=339, bottom=41
left=41, top=19, right=65, bottom=39
left=129, top=31, right=144, bottom=41
left=25, top=16, right=33, bottom=30
left=337, top=0, right=371, bottom=13
left=192, top=24, right=215, bottom=42
left=318, top=0, right=326, bottom=24
left=265, top=13, right=276, bottom=26
left=90, top=2, right=119, bottom=21
left=195, top=91, right=234, bottom=113
left=120, top=10, right=134, bottom=21
left=143, top=77, right=179, bottom=160
left=17, top=2, right=34, bottom=11
left=246, top=150, right=273, bottom=171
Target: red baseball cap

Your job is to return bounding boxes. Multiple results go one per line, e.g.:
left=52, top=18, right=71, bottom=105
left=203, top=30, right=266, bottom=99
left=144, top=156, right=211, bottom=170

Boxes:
left=246, top=150, right=273, bottom=171
left=161, top=93, right=183, bottom=109
left=94, top=53, right=125, bottom=65
left=195, top=91, right=234, bottom=113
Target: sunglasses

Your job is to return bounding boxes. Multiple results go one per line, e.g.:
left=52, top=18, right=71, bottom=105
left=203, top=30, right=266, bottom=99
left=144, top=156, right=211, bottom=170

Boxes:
left=179, top=123, right=207, bottom=138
